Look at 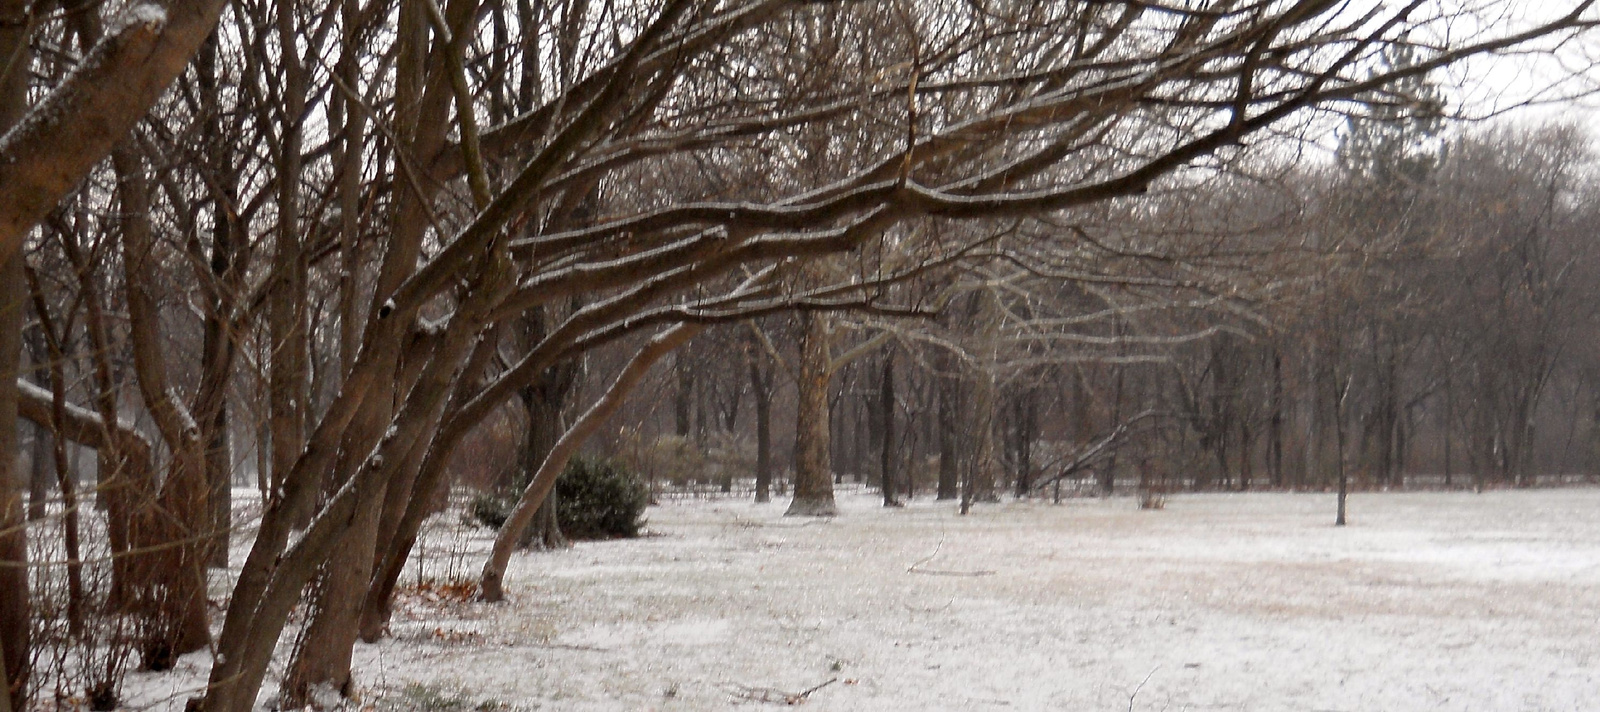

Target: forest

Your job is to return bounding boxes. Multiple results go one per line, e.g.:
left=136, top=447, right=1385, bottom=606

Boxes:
left=1, top=0, right=1599, bottom=709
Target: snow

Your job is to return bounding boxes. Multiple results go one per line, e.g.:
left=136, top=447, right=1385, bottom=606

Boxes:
left=109, top=488, right=1600, bottom=710
left=110, top=3, right=167, bottom=34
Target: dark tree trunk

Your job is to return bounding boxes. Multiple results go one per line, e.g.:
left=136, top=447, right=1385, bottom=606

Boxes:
left=749, top=348, right=773, bottom=503
left=1444, top=369, right=1454, bottom=487
left=880, top=351, right=899, bottom=507
left=1013, top=391, right=1036, bottom=498
left=1269, top=350, right=1284, bottom=488
left=0, top=253, right=26, bottom=712
left=936, top=376, right=959, bottom=501
left=27, top=422, right=49, bottom=521
left=1336, top=374, right=1350, bottom=527
left=674, top=350, right=694, bottom=438
left=519, top=377, right=570, bottom=550
left=0, top=10, right=30, bottom=701
left=1101, top=364, right=1125, bottom=497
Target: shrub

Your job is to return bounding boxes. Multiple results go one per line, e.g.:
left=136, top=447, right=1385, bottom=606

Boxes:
left=555, top=457, right=650, bottom=539
left=470, top=457, right=648, bottom=540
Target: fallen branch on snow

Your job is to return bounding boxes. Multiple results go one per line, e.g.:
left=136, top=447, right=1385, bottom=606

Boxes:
left=731, top=677, right=838, bottom=705
left=906, top=535, right=996, bottom=577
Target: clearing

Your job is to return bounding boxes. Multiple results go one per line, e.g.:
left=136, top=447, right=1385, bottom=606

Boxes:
left=132, top=488, right=1600, bottom=710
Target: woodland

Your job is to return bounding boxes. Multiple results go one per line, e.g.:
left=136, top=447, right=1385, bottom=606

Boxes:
left=2, top=0, right=1600, bottom=710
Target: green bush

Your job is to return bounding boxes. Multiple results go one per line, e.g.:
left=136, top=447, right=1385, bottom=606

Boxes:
left=556, top=457, right=650, bottom=539
left=470, top=457, right=648, bottom=540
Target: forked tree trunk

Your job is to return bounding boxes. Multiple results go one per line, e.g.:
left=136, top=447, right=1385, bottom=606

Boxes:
left=280, top=0, right=465, bottom=695
left=113, top=148, right=213, bottom=666
left=788, top=312, right=836, bottom=516
left=198, top=30, right=237, bottom=569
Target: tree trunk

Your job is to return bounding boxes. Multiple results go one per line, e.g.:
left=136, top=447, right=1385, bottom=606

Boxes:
left=788, top=312, right=836, bottom=516
left=1013, top=391, right=1036, bottom=498
left=113, top=147, right=213, bottom=667
left=1269, top=350, right=1284, bottom=488
left=750, top=351, right=773, bottom=503
left=518, top=377, right=569, bottom=550
left=0, top=9, right=29, bottom=702
left=880, top=351, right=899, bottom=507
left=936, top=376, right=959, bottom=501
left=0, top=253, right=26, bottom=712
left=966, top=370, right=998, bottom=510
left=1335, top=374, right=1350, bottom=527
left=278, top=0, right=442, bottom=695
left=26, top=422, right=49, bottom=521
left=1303, top=344, right=1322, bottom=490
left=674, top=350, right=694, bottom=438
left=1444, top=368, right=1453, bottom=487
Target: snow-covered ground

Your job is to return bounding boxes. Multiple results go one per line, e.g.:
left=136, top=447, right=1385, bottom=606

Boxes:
left=129, top=488, right=1600, bottom=710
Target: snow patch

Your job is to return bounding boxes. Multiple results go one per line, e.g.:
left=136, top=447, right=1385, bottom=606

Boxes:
left=111, top=3, right=168, bottom=34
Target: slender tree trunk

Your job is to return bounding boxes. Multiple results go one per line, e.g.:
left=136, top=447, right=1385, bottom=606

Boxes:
left=880, top=351, right=899, bottom=507
left=1013, top=390, right=1037, bottom=498
left=198, top=31, right=237, bottom=569
left=674, top=350, right=694, bottom=438
left=936, top=375, right=959, bottom=500
left=1102, top=363, right=1125, bottom=496
left=26, top=422, right=49, bottom=521
left=1336, top=374, right=1350, bottom=527
left=788, top=312, right=836, bottom=516
left=1304, top=344, right=1322, bottom=490
left=750, top=353, right=772, bottom=503
left=1269, top=350, right=1284, bottom=488
left=27, top=276, right=85, bottom=637
left=267, top=0, right=310, bottom=526
left=1444, top=368, right=1453, bottom=487
left=967, top=369, right=998, bottom=509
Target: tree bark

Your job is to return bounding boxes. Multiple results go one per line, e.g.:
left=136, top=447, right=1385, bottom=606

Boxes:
left=0, top=8, right=30, bottom=704
left=518, top=374, right=570, bottom=550
left=787, top=312, right=836, bottom=516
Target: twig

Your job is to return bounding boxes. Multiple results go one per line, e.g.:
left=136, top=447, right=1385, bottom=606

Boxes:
left=1128, top=666, right=1159, bottom=712
left=731, top=677, right=838, bottom=705
left=909, top=567, right=996, bottom=577
left=903, top=599, right=955, bottom=614
left=907, top=533, right=996, bottom=576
